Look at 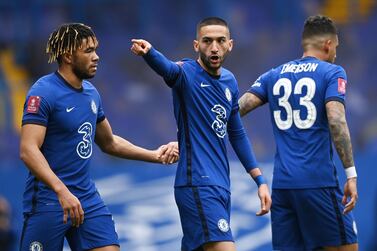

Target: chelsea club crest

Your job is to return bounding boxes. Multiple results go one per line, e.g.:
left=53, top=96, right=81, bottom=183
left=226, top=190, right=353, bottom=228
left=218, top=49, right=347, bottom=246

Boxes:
left=91, top=100, right=97, bottom=114
left=225, top=88, right=232, bottom=102
left=29, top=241, right=43, bottom=251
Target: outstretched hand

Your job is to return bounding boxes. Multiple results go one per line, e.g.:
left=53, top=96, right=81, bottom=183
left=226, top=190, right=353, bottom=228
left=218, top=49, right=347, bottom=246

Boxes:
left=343, top=178, right=358, bottom=214
left=131, top=39, right=152, bottom=56
left=256, top=184, right=271, bottom=216
left=157, top=141, right=179, bottom=164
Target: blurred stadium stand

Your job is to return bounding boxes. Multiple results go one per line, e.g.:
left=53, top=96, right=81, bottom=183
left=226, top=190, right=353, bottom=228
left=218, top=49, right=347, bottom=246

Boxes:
left=0, top=0, right=376, bottom=250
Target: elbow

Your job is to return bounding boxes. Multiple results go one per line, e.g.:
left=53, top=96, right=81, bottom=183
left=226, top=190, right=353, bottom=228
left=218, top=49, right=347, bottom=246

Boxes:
left=99, top=142, right=116, bottom=155
left=19, top=145, right=32, bottom=163
left=328, top=116, right=347, bottom=130
left=99, top=144, right=110, bottom=154
left=19, top=151, right=26, bottom=163
left=239, top=108, right=245, bottom=117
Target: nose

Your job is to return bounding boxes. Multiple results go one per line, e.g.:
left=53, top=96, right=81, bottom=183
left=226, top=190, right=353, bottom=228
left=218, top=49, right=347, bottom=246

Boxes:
left=93, top=51, right=99, bottom=62
left=210, top=41, right=219, bottom=53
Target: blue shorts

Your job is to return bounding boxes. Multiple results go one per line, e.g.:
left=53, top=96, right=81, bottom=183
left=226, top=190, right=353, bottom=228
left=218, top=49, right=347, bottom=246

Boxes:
left=174, top=186, right=234, bottom=251
left=20, top=207, right=119, bottom=251
left=271, top=187, right=358, bottom=250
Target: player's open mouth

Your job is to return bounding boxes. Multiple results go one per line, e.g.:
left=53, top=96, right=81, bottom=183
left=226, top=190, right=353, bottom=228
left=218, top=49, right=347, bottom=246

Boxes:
left=210, top=55, right=220, bottom=64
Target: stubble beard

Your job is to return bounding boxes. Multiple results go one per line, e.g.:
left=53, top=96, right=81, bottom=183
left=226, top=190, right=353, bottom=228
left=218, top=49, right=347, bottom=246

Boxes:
left=72, top=64, right=95, bottom=80
left=199, top=52, right=222, bottom=73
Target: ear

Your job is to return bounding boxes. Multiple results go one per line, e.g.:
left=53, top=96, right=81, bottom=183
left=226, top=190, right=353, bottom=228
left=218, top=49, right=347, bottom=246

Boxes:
left=323, top=39, right=331, bottom=54
left=193, top=39, right=199, bottom=53
left=228, top=39, right=234, bottom=52
left=61, top=53, right=72, bottom=64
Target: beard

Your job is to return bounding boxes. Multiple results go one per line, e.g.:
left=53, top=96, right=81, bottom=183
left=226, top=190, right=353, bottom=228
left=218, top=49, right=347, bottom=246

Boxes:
left=199, top=51, right=228, bottom=74
left=72, top=62, right=95, bottom=80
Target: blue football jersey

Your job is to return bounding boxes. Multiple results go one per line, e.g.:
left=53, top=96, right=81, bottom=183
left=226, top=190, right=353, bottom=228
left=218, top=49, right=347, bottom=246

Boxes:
left=22, top=72, right=108, bottom=213
left=171, top=59, right=239, bottom=190
left=143, top=48, right=258, bottom=192
left=249, top=56, right=347, bottom=189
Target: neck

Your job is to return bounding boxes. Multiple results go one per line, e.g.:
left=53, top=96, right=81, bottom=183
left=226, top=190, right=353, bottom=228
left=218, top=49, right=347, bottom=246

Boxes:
left=302, top=49, right=326, bottom=61
left=57, top=66, right=83, bottom=89
left=197, top=58, right=221, bottom=76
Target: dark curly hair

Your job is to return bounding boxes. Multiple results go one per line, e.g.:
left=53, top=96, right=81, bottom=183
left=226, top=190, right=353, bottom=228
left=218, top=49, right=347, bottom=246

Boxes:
left=46, top=23, right=97, bottom=64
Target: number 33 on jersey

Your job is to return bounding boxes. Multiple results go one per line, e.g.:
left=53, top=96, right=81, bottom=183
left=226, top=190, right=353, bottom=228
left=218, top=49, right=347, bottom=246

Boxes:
left=248, top=57, right=347, bottom=188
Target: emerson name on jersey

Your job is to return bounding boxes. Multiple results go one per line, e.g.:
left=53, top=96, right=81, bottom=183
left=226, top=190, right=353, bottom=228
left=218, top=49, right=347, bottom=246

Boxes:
left=280, top=62, right=318, bottom=74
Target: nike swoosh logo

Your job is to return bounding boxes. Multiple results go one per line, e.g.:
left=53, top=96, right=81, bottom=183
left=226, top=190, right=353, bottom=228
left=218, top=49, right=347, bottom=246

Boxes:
left=200, top=82, right=211, bottom=87
left=66, top=107, right=75, bottom=112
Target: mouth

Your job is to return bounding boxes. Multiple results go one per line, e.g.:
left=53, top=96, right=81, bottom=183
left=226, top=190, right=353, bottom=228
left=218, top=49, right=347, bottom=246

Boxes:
left=90, top=65, right=98, bottom=71
left=209, top=55, right=220, bottom=64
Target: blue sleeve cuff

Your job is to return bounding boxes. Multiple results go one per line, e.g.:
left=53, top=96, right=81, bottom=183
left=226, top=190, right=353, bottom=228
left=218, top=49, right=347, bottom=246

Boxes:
left=325, top=97, right=345, bottom=106
left=253, top=175, right=267, bottom=187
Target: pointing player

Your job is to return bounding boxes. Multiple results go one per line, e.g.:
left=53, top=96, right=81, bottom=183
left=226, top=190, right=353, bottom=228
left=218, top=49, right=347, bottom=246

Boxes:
left=131, top=17, right=271, bottom=251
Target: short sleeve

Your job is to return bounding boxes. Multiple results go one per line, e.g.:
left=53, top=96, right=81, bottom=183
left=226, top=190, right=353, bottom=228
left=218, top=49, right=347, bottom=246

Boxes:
left=22, top=83, right=54, bottom=126
left=325, top=65, right=347, bottom=105
left=247, top=71, right=270, bottom=103
left=96, top=93, right=106, bottom=123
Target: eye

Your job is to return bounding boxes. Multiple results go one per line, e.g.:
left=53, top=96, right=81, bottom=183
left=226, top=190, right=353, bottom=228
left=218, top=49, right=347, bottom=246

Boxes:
left=85, top=48, right=95, bottom=53
left=202, top=38, right=211, bottom=44
left=219, top=38, right=226, bottom=43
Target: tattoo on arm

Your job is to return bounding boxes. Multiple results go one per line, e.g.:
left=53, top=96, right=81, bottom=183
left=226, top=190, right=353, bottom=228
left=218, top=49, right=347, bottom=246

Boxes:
left=326, top=101, right=354, bottom=168
left=238, top=93, right=263, bottom=117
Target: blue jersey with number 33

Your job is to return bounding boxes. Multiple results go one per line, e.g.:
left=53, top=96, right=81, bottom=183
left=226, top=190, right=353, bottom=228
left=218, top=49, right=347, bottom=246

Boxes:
left=249, top=56, right=347, bottom=189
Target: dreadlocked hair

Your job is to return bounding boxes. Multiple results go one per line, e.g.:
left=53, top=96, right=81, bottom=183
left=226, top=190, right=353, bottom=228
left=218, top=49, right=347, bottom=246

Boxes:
left=46, top=23, right=97, bottom=64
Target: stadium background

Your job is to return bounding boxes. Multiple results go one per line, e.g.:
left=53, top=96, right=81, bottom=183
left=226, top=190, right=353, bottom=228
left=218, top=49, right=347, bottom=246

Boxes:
left=0, top=0, right=376, bottom=250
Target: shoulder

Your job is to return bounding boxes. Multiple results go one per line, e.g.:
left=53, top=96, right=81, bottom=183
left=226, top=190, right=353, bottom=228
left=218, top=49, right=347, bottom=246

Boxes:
left=220, top=67, right=237, bottom=84
left=221, top=67, right=239, bottom=92
left=28, top=73, right=58, bottom=97
left=83, top=80, right=102, bottom=97
left=83, top=80, right=99, bottom=92
left=320, top=62, right=347, bottom=79
left=255, top=66, right=277, bottom=84
left=177, top=58, right=197, bottom=70
left=221, top=67, right=235, bottom=78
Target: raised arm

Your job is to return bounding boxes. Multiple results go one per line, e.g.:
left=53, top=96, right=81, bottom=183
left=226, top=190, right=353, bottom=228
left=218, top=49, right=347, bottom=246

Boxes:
left=326, top=100, right=357, bottom=214
left=238, top=92, right=264, bottom=117
left=227, top=111, right=271, bottom=216
left=20, top=124, right=84, bottom=227
left=131, top=39, right=181, bottom=84
left=95, top=118, right=178, bottom=164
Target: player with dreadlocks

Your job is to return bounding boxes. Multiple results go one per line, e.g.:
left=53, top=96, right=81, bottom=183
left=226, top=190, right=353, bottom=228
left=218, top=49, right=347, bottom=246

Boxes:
left=19, top=23, right=179, bottom=251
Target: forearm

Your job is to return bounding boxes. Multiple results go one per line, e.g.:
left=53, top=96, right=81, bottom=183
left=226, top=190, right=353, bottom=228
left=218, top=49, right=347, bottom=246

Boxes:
left=102, top=135, right=159, bottom=163
left=329, top=119, right=354, bottom=167
left=249, top=168, right=262, bottom=178
left=327, top=102, right=354, bottom=168
left=230, top=134, right=258, bottom=172
left=238, top=92, right=263, bottom=117
left=20, top=146, right=67, bottom=194
left=228, top=112, right=258, bottom=171
left=143, top=47, right=180, bottom=82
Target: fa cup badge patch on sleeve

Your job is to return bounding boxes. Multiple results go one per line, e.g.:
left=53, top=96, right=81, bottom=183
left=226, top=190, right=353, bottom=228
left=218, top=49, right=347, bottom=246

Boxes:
left=27, top=96, right=41, bottom=113
left=337, top=78, right=347, bottom=94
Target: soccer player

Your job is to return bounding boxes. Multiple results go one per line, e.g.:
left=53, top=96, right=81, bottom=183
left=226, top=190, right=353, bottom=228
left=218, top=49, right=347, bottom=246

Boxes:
left=131, top=17, right=271, bottom=251
left=239, top=15, right=358, bottom=250
left=19, top=23, right=178, bottom=251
